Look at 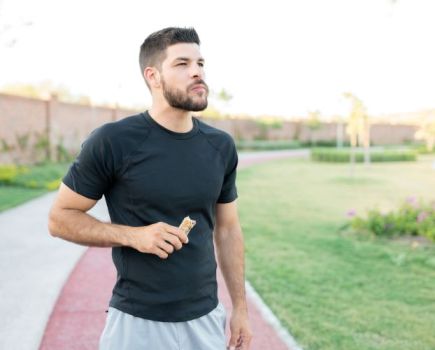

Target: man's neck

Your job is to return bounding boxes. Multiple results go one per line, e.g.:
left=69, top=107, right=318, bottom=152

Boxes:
left=148, top=105, right=193, bottom=133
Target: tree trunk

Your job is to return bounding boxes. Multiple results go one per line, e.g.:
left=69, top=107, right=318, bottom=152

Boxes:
left=336, top=122, right=344, bottom=148
left=349, top=134, right=357, bottom=178
left=364, top=122, right=371, bottom=165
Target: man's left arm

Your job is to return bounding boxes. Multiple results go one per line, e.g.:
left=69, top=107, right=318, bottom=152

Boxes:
left=214, top=200, right=253, bottom=350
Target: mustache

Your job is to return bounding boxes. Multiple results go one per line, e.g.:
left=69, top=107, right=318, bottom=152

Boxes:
left=188, top=80, right=209, bottom=92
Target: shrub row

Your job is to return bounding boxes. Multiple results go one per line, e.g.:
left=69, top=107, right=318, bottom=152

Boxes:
left=236, top=140, right=302, bottom=151
left=348, top=198, right=435, bottom=241
left=234, top=139, right=432, bottom=153
left=410, top=144, right=435, bottom=155
left=300, top=140, right=351, bottom=148
left=0, top=165, right=21, bottom=183
left=0, top=163, right=67, bottom=190
left=311, top=147, right=417, bottom=162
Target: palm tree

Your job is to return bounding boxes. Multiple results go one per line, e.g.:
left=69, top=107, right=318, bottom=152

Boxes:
left=306, top=110, right=322, bottom=147
left=344, top=93, right=371, bottom=174
left=415, top=112, right=435, bottom=152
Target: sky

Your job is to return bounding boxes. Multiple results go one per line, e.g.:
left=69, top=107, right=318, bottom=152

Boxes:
left=0, top=0, right=434, bottom=118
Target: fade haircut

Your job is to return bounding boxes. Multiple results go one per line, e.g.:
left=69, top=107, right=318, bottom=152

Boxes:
left=139, top=27, right=200, bottom=87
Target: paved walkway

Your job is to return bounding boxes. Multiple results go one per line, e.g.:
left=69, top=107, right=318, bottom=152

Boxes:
left=0, top=149, right=308, bottom=350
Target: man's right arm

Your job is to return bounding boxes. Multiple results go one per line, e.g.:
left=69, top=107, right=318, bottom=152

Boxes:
left=48, top=183, right=188, bottom=259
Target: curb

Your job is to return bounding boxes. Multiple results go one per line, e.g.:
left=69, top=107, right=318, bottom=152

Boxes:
left=245, top=281, right=303, bottom=350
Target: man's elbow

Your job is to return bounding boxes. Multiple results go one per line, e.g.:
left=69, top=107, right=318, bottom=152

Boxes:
left=47, top=209, right=61, bottom=237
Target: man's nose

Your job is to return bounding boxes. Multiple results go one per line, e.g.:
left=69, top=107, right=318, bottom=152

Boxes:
left=190, top=64, right=204, bottom=79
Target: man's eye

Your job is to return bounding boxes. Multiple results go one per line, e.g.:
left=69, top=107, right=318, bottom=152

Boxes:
left=198, top=62, right=204, bottom=67
left=177, top=63, right=187, bottom=66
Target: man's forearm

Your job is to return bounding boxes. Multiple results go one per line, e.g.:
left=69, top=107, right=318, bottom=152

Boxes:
left=214, top=226, right=247, bottom=311
left=48, top=208, right=131, bottom=247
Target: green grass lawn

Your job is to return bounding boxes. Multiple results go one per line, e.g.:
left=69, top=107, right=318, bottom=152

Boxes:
left=0, top=185, right=48, bottom=212
left=1, top=156, right=434, bottom=349
left=0, top=163, right=69, bottom=212
left=237, top=155, right=435, bottom=350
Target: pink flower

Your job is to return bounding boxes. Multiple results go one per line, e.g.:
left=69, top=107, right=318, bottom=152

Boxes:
left=406, top=196, right=416, bottom=204
left=346, top=209, right=356, bottom=218
left=417, top=211, right=428, bottom=223
left=406, top=196, right=419, bottom=208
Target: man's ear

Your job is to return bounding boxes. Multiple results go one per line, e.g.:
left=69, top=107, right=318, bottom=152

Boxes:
left=144, top=67, right=161, bottom=88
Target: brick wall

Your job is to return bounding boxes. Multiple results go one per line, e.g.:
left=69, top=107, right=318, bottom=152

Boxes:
left=0, top=93, right=418, bottom=164
left=0, top=94, right=48, bottom=163
left=0, top=93, right=137, bottom=163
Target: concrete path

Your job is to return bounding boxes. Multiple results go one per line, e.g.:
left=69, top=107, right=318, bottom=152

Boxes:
left=0, top=149, right=308, bottom=350
left=0, top=193, right=108, bottom=350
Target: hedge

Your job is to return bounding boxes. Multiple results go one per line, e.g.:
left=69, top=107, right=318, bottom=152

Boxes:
left=236, top=140, right=302, bottom=151
left=0, top=163, right=67, bottom=190
left=311, top=147, right=417, bottom=162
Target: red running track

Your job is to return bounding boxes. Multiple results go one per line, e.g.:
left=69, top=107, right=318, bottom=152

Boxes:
left=39, top=248, right=290, bottom=350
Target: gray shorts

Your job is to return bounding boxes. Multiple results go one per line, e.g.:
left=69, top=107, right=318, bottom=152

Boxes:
left=99, top=303, right=227, bottom=350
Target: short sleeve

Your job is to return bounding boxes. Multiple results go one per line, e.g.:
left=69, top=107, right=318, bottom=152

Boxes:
left=63, top=126, right=115, bottom=200
left=217, top=138, right=238, bottom=203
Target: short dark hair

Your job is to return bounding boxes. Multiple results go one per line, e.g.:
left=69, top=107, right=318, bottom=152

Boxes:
left=139, top=27, right=200, bottom=78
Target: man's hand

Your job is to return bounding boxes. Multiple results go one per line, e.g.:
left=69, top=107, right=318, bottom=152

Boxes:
left=228, top=309, right=253, bottom=350
left=129, top=222, right=188, bottom=259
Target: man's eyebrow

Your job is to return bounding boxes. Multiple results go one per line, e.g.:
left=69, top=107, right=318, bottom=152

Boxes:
left=173, top=57, right=205, bottom=62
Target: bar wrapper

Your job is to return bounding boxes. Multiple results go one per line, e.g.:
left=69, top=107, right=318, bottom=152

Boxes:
left=179, top=216, right=196, bottom=235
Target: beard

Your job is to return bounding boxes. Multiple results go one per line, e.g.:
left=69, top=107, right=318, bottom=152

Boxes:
left=161, top=78, right=208, bottom=112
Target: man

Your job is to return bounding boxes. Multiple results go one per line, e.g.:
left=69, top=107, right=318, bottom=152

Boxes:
left=48, top=27, right=253, bottom=350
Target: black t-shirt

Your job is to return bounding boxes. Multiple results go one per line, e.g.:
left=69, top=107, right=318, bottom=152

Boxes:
left=63, top=111, right=238, bottom=322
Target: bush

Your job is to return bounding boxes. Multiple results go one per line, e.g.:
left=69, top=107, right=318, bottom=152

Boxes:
left=46, top=179, right=62, bottom=190
left=0, top=165, right=19, bottom=184
left=0, top=165, right=29, bottom=184
left=236, top=140, right=302, bottom=151
left=410, top=143, right=435, bottom=155
left=300, top=140, right=351, bottom=148
left=311, top=147, right=417, bottom=163
left=0, top=162, right=67, bottom=190
left=348, top=198, right=435, bottom=241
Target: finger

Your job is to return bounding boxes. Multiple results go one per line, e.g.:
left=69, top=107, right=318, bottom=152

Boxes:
left=164, top=224, right=189, bottom=243
left=153, top=247, right=169, bottom=259
left=228, top=331, right=239, bottom=350
left=239, top=331, right=253, bottom=349
left=157, top=240, right=175, bottom=254
left=162, top=232, right=183, bottom=250
left=235, top=340, right=245, bottom=350
left=237, top=336, right=243, bottom=347
left=244, top=336, right=252, bottom=349
left=235, top=337, right=243, bottom=349
left=237, top=339, right=246, bottom=350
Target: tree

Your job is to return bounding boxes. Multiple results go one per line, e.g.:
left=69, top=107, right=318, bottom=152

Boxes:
left=217, top=88, right=233, bottom=103
left=344, top=93, right=371, bottom=174
left=415, top=112, right=435, bottom=152
left=1, top=81, right=91, bottom=104
left=306, top=110, right=322, bottom=146
left=333, top=114, right=345, bottom=148
left=212, top=88, right=233, bottom=118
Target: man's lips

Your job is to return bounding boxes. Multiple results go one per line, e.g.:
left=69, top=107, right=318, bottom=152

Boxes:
left=190, top=84, right=208, bottom=93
